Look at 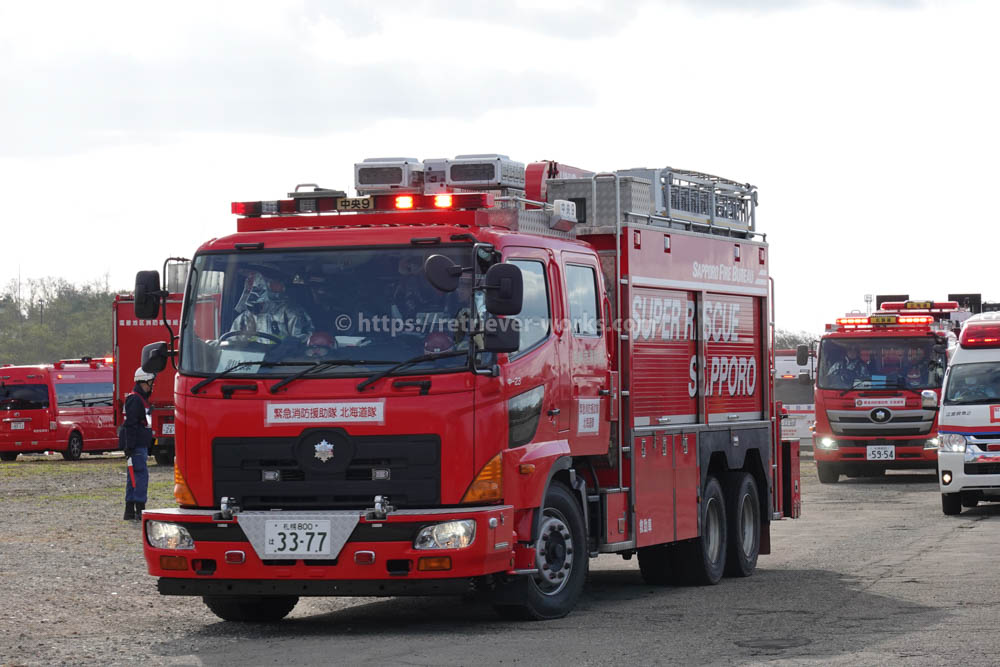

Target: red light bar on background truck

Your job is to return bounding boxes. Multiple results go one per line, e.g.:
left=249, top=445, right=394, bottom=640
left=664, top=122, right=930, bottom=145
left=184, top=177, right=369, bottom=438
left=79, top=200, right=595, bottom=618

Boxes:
left=232, top=192, right=493, bottom=217
left=879, top=300, right=959, bottom=312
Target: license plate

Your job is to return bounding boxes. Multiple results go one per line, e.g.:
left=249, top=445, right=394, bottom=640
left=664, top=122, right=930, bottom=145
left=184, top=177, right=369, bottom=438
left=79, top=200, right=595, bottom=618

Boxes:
left=867, top=445, right=895, bottom=461
left=10, top=422, right=24, bottom=430
left=161, top=423, right=175, bottom=435
left=336, top=196, right=373, bottom=211
left=264, top=519, right=332, bottom=556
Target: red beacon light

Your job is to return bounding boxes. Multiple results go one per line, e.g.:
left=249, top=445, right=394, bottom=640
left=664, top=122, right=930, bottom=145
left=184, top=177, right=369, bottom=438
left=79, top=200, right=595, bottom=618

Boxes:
left=960, top=323, right=1000, bottom=348
left=897, top=315, right=934, bottom=325
left=836, top=316, right=870, bottom=326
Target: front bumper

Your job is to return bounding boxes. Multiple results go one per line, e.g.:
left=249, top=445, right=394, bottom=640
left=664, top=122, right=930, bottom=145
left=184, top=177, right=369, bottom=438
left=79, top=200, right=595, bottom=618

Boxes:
left=142, top=505, right=515, bottom=594
left=939, top=446, right=1000, bottom=493
left=813, top=437, right=938, bottom=468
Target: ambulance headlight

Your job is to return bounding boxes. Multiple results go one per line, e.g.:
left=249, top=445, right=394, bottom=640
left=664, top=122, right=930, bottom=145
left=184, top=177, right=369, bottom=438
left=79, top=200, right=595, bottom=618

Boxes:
left=817, top=437, right=838, bottom=450
left=414, top=520, right=476, bottom=550
left=939, top=434, right=967, bottom=453
left=146, top=521, right=195, bottom=550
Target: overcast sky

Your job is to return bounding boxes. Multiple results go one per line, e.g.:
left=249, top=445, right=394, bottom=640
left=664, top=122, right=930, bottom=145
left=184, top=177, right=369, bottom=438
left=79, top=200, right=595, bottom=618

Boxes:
left=1, top=0, right=995, bottom=334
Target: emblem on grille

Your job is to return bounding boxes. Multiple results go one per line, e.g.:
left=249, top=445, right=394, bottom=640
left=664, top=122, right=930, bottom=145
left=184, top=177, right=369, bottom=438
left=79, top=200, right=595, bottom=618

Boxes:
left=869, top=408, right=892, bottom=424
left=314, top=439, right=334, bottom=462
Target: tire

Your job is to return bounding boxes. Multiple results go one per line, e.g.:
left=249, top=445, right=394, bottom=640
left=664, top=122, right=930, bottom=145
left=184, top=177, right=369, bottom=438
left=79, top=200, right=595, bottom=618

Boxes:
left=202, top=595, right=298, bottom=622
left=674, top=475, right=727, bottom=586
left=942, top=493, right=962, bottom=516
left=637, top=544, right=680, bottom=586
left=961, top=492, right=979, bottom=509
left=493, top=483, right=588, bottom=620
left=817, top=463, right=839, bottom=484
left=62, top=433, right=83, bottom=461
left=153, top=449, right=174, bottom=466
left=0, top=452, right=18, bottom=462
left=724, top=473, right=760, bottom=578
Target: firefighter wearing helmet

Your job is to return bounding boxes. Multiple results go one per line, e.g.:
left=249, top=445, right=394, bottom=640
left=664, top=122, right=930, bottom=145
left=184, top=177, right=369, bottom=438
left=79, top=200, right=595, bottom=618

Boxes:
left=828, top=343, right=871, bottom=389
left=230, top=272, right=314, bottom=343
left=122, top=368, right=155, bottom=521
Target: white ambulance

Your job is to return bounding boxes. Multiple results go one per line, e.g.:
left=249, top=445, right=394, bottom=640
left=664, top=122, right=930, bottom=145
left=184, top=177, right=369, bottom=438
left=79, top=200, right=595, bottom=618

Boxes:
left=935, top=313, right=1000, bottom=515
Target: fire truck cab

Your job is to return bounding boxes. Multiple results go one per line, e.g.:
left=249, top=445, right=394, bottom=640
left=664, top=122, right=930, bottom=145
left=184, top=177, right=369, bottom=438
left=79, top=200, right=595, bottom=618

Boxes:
left=133, top=154, right=798, bottom=622
left=811, top=301, right=956, bottom=483
left=0, top=358, right=115, bottom=461
left=937, top=313, right=1000, bottom=514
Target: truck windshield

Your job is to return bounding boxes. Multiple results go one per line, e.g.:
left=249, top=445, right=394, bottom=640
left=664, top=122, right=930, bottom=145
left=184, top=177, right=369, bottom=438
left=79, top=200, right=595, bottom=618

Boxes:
left=944, top=362, right=1000, bottom=405
left=179, top=246, right=477, bottom=378
left=817, top=337, right=945, bottom=391
left=0, top=384, right=50, bottom=410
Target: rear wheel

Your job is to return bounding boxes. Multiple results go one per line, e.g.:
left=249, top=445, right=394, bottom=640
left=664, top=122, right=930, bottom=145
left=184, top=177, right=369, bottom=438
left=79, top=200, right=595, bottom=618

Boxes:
left=493, top=483, right=588, bottom=620
left=942, top=493, right=962, bottom=516
left=961, top=492, right=980, bottom=509
left=0, top=452, right=18, bottom=462
left=817, top=463, right=839, bottom=484
left=153, top=449, right=174, bottom=466
left=724, top=473, right=760, bottom=578
left=202, top=595, right=298, bottom=622
left=62, top=433, right=83, bottom=461
left=674, top=475, right=727, bottom=586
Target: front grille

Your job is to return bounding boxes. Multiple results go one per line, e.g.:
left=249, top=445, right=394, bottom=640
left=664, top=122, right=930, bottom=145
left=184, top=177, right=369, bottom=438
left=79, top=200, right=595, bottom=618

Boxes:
left=831, top=427, right=928, bottom=437
left=965, top=463, right=1000, bottom=475
left=213, top=431, right=441, bottom=509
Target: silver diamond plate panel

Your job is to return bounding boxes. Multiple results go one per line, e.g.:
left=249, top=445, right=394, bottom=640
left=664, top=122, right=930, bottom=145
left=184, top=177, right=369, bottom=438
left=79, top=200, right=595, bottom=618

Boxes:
left=236, top=510, right=361, bottom=560
left=546, top=176, right=653, bottom=232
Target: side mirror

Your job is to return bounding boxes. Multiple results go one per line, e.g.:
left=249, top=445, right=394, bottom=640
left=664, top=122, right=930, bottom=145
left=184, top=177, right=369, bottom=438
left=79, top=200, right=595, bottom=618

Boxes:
left=141, top=341, right=169, bottom=374
left=795, top=344, right=809, bottom=367
left=920, top=389, right=939, bottom=411
left=424, top=255, right=462, bottom=292
left=484, top=263, right=523, bottom=316
left=135, top=270, right=163, bottom=319
left=482, top=315, right=520, bottom=353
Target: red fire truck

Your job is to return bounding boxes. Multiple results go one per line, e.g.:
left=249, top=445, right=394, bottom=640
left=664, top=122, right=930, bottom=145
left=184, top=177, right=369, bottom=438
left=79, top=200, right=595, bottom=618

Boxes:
left=133, top=154, right=799, bottom=622
left=0, top=358, right=115, bottom=461
left=113, top=292, right=184, bottom=465
left=808, top=300, right=957, bottom=483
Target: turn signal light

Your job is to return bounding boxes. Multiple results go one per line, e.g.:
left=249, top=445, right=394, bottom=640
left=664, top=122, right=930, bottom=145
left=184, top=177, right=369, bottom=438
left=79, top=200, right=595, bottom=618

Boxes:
left=159, top=555, right=188, bottom=571
left=174, top=463, right=197, bottom=507
left=417, top=556, right=452, bottom=571
left=461, top=453, right=503, bottom=503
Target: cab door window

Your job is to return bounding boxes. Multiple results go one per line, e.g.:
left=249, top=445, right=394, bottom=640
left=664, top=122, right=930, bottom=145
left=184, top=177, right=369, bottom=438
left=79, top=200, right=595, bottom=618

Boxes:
left=566, top=264, right=600, bottom=337
left=509, top=260, right=550, bottom=358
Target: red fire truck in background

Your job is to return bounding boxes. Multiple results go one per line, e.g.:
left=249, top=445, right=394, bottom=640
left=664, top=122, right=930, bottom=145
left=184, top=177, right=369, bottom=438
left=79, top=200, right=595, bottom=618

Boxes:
left=133, top=154, right=799, bottom=623
left=808, top=300, right=958, bottom=483
left=113, top=288, right=184, bottom=466
left=0, top=358, right=115, bottom=461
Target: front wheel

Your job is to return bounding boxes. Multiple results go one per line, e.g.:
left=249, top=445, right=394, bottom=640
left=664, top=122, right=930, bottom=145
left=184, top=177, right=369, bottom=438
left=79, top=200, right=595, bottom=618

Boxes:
left=942, top=493, right=962, bottom=516
left=0, top=452, right=18, bottom=462
left=62, top=433, right=83, bottom=461
left=817, top=463, right=839, bottom=484
left=493, top=482, right=588, bottom=620
left=202, top=595, right=298, bottom=622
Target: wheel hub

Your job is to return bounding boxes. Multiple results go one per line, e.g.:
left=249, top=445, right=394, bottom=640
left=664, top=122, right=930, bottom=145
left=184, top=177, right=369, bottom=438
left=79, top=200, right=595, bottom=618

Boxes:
left=534, top=511, right=574, bottom=595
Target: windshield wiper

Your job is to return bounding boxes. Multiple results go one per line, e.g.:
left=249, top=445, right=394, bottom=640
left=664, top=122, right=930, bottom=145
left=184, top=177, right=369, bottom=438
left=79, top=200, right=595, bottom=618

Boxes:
left=269, top=359, right=374, bottom=394
left=191, top=361, right=310, bottom=394
left=356, top=351, right=467, bottom=392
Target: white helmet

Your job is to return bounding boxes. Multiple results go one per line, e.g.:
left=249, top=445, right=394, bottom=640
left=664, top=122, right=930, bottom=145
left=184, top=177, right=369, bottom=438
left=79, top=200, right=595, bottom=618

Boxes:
left=134, top=368, right=156, bottom=383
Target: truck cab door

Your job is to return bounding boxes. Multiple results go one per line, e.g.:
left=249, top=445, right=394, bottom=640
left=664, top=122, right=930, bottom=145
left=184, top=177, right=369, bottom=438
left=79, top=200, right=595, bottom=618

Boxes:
left=561, top=252, right=611, bottom=456
left=502, top=248, right=569, bottom=437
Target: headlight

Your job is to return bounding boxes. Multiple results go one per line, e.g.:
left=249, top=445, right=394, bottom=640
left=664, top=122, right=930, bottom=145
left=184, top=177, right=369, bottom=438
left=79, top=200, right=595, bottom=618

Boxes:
left=817, top=437, right=838, bottom=450
left=146, top=520, right=195, bottom=550
left=924, top=437, right=940, bottom=450
left=940, top=433, right=967, bottom=453
left=414, top=520, right=476, bottom=550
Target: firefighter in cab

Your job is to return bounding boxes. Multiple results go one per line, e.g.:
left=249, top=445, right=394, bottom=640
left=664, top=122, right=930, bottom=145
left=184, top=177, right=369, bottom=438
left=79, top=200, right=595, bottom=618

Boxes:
left=829, top=344, right=871, bottom=388
left=230, top=271, right=314, bottom=343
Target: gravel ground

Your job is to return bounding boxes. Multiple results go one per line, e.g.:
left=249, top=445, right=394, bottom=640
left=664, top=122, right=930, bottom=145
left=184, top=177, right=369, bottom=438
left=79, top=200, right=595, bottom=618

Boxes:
left=3, top=452, right=999, bottom=666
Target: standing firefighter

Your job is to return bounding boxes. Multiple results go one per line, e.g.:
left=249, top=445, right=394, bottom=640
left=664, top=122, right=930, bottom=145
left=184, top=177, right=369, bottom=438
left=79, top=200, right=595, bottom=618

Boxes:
left=122, top=368, right=155, bottom=520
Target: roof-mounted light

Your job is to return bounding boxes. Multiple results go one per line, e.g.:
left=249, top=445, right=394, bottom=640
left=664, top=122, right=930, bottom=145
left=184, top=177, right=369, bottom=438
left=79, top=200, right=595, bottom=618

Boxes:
left=446, top=154, right=525, bottom=190
left=880, top=300, right=959, bottom=312
left=354, top=157, right=424, bottom=195
left=898, top=315, right=934, bottom=325
left=960, top=323, right=1000, bottom=348
left=837, top=316, right=870, bottom=326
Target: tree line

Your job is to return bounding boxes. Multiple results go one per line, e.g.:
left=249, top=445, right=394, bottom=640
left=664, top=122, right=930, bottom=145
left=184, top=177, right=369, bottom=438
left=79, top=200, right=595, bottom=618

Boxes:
left=0, top=276, right=124, bottom=365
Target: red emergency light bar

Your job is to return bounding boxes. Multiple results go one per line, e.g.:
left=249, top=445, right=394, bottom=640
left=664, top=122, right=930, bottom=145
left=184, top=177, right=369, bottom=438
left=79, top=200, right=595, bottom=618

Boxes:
left=232, top=192, right=493, bottom=217
left=879, top=300, right=959, bottom=312
left=53, top=357, right=110, bottom=370
left=837, top=316, right=869, bottom=326
left=960, top=323, right=1000, bottom=348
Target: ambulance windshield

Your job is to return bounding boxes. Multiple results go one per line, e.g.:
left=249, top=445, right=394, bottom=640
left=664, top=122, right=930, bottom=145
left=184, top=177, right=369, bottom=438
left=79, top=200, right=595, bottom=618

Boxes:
left=817, top=337, right=946, bottom=391
left=179, top=246, right=481, bottom=378
left=944, top=362, right=1000, bottom=405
